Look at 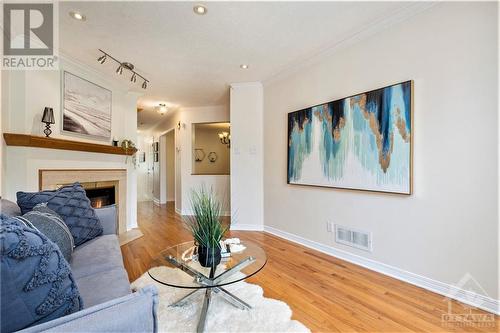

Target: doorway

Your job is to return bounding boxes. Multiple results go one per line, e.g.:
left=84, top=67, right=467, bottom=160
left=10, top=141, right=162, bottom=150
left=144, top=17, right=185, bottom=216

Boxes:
left=165, top=130, right=175, bottom=203
left=158, top=129, right=177, bottom=209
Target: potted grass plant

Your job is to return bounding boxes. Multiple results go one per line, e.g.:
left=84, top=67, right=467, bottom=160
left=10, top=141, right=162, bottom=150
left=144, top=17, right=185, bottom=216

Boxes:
left=185, top=187, right=227, bottom=268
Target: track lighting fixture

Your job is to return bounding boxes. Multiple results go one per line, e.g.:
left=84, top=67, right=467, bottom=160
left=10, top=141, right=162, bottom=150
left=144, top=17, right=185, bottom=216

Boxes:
left=97, top=54, right=106, bottom=64
left=96, top=49, right=149, bottom=89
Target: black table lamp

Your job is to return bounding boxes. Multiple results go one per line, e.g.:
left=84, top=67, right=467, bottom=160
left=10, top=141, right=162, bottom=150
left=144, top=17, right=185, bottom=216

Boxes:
left=42, top=107, right=55, bottom=137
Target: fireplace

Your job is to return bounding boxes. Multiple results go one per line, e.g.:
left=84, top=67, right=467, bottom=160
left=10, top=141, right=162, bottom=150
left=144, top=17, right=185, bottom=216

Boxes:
left=86, top=186, right=116, bottom=208
left=38, top=169, right=127, bottom=235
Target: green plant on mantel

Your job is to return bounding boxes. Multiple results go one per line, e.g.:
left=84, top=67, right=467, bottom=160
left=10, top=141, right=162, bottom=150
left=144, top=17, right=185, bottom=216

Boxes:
left=121, top=139, right=137, bottom=167
left=185, top=186, right=227, bottom=249
left=121, top=139, right=136, bottom=154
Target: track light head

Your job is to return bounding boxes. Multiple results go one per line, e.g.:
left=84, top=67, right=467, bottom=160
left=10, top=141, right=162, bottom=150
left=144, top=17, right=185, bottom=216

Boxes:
left=99, top=49, right=149, bottom=87
left=97, top=54, right=106, bottom=64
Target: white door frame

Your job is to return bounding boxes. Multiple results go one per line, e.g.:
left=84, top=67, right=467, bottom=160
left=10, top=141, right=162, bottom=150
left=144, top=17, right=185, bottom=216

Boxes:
left=158, top=127, right=179, bottom=211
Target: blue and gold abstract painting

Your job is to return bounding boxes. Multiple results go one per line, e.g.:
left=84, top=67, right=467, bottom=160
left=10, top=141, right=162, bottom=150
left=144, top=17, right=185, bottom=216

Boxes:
left=287, top=81, right=412, bottom=194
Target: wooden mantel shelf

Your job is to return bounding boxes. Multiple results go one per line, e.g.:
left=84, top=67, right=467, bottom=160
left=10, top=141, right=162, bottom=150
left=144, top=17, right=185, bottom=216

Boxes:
left=3, top=133, right=137, bottom=156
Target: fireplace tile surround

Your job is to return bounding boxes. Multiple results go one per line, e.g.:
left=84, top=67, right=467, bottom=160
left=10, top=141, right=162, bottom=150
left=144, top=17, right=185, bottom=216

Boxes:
left=38, top=169, right=128, bottom=235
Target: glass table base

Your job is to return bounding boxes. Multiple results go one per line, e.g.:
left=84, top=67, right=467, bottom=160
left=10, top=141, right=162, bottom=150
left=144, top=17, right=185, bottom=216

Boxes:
left=149, top=242, right=267, bottom=333
left=170, top=285, right=252, bottom=332
left=166, top=255, right=255, bottom=333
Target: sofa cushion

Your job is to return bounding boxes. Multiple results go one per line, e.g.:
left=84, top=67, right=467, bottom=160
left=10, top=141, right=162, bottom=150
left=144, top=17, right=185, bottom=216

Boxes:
left=94, top=204, right=117, bottom=235
left=0, top=198, right=21, bottom=217
left=70, top=235, right=124, bottom=279
left=16, top=183, right=103, bottom=246
left=18, top=286, right=158, bottom=333
left=0, top=215, right=82, bottom=332
left=14, top=203, right=74, bottom=262
left=75, top=268, right=131, bottom=308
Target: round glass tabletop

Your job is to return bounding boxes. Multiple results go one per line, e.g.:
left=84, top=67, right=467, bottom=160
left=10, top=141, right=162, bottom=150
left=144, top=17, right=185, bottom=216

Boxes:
left=148, top=240, right=267, bottom=289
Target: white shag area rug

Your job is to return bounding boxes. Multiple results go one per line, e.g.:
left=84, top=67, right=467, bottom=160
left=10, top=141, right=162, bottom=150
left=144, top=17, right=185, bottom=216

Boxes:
left=132, top=268, right=310, bottom=333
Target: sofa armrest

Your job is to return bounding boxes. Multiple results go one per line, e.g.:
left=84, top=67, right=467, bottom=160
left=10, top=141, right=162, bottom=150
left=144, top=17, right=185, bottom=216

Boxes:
left=94, top=204, right=118, bottom=235
left=19, top=286, right=158, bottom=333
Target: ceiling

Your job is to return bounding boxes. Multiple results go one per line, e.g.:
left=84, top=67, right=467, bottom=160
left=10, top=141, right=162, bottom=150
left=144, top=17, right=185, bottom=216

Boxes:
left=59, top=1, right=423, bottom=131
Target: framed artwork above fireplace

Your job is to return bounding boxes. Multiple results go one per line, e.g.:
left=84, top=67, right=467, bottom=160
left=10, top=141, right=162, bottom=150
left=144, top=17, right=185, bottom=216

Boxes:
left=62, top=71, right=112, bottom=140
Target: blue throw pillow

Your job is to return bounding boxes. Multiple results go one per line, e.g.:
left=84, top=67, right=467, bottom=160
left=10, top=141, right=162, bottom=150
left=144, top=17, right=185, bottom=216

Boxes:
left=16, top=183, right=103, bottom=246
left=0, top=214, right=82, bottom=332
left=0, top=199, right=21, bottom=217
left=14, top=203, right=75, bottom=262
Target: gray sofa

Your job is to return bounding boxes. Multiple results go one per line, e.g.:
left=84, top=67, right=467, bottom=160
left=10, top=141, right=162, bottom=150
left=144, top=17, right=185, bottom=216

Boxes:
left=1, top=199, right=158, bottom=333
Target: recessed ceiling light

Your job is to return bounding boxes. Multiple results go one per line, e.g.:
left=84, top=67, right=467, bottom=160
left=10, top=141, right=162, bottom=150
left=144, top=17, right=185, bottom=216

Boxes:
left=69, top=11, right=86, bottom=21
left=240, top=64, right=249, bottom=69
left=193, top=5, right=207, bottom=15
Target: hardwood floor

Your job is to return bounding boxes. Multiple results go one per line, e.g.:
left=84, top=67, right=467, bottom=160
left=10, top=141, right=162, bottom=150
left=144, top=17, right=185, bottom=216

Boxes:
left=121, top=202, right=498, bottom=332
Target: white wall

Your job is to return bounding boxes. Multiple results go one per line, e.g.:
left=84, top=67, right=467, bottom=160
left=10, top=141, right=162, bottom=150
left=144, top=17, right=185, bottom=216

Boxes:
left=152, top=110, right=182, bottom=212
left=179, top=106, right=230, bottom=215
left=1, top=57, right=139, bottom=229
left=151, top=106, right=231, bottom=215
left=166, top=130, right=175, bottom=201
left=230, top=83, right=264, bottom=230
left=136, top=132, right=153, bottom=202
left=158, top=134, right=167, bottom=203
left=158, top=130, right=175, bottom=203
left=263, top=2, right=498, bottom=299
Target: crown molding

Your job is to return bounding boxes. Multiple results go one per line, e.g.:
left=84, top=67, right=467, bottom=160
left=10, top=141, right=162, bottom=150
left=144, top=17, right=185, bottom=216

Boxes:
left=263, top=1, right=439, bottom=86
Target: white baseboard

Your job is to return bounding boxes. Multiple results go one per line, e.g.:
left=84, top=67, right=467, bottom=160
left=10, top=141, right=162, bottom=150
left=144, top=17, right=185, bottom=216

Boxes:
left=231, top=223, right=264, bottom=231
left=264, top=225, right=499, bottom=315
left=175, top=208, right=182, bottom=215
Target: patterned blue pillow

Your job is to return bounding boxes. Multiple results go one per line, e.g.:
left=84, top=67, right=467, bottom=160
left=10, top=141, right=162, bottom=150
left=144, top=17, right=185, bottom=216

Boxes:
left=16, top=183, right=103, bottom=246
left=0, top=214, right=82, bottom=332
left=14, top=203, right=75, bottom=262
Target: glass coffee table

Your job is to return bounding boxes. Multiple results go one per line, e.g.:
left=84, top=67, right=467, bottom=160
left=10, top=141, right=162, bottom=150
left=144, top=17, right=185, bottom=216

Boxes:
left=148, top=240, right=267, bottom=333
